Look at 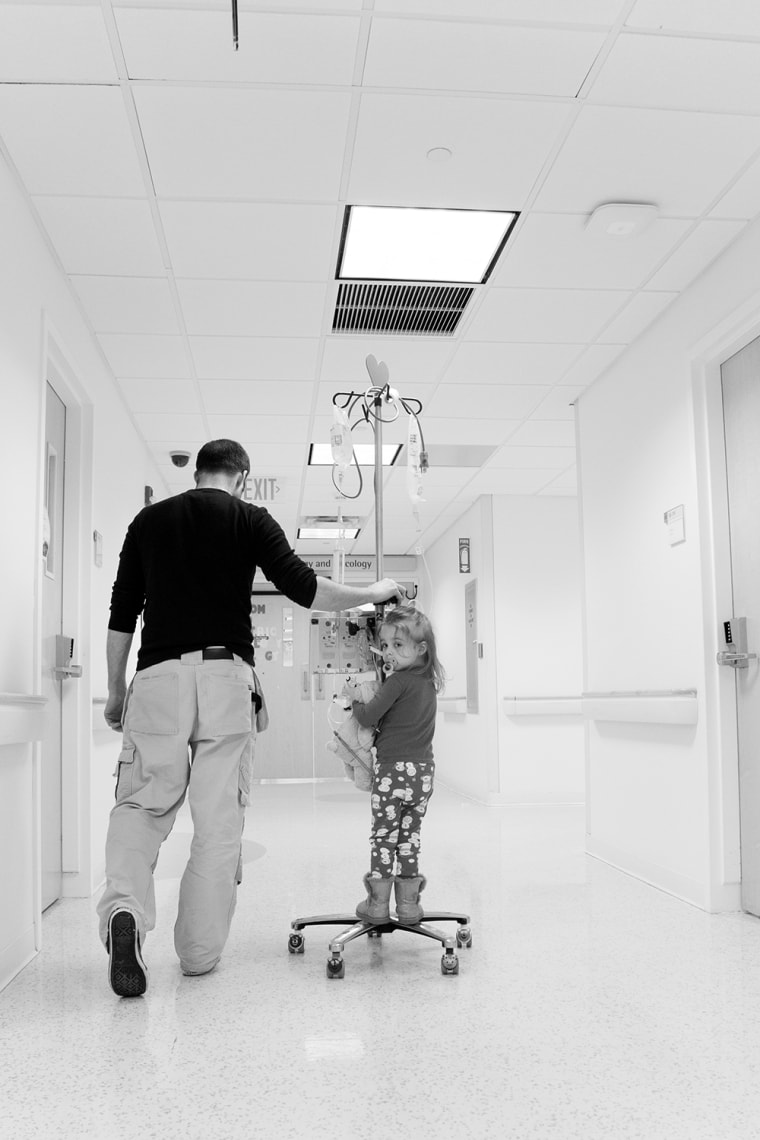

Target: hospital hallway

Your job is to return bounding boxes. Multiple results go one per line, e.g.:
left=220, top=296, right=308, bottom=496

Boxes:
left=2, top=781, right=760, bottom=1140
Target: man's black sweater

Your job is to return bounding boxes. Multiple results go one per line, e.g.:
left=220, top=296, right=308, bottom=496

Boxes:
left=108, top=488, right=317, bottom=670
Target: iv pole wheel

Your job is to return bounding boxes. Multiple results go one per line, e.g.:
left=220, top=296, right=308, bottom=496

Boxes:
left=441, top=952, right=459, bottom=975
left=326, top=956, right=345, bottom=979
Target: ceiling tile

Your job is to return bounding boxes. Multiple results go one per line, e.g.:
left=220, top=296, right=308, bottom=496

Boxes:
left=456, top=468, right=564, bottom=495
left=347, top=93, right=574, bottom=210
left=176, top=280, right=327, bottom=338
left=199, top=379, right=314, bottom=416
left=236, top=445, right=307, bottom=469
left=535, top=105, right=760, bottom=217
left=0, top=86, right=145, bottom=196
left=711, top=158, right=760, bottom=220
left=467, top=288, right=628, bottom=342
left=373, top=0, right=623, bottom=20
left=530, top=387, right=583, bottom=420
left=590, top=33, right=760, bottom=115
left=32, top=198, right=165, bottom=277
left=425, top=384, right=549, bottom=420
left=320, top=336, right=456, bottom=389
left=505, top=420, right=576, bottom=447
left=190, top=337, right=320, bottom=381
left=119, top=378, right=201, bottom=415
left=442, top=342, right=583, bottom=386
left=133, top=87, right=352, bottom=200
left=98, top=334, right=189, bottom=379
left=206, top=414, right=310, bottom=443
left=597, top=291, right=677, bottom=343
left=72, top=277, right=179, bottom=335
left=489, top=445, right=576, bottom=469
left=0, top=4, right=117, bottom=82
left=626, top=0, right=760, bottom=35
left=645, top=221, right=746, bottom=291
left=494, top=213, right=692, bottom=290
left=114, top=0, right=363, bottom=9
left=134, top=412, right=207, bottom=442
left=160, top=202, right=340, bottom=281
left=365, top=19, right=606, bottom=97
left=115, top=8, right=361, bottom=84
left=425, top=417, right=520, bottom=445
left=556, top=343, right=626, bottom=387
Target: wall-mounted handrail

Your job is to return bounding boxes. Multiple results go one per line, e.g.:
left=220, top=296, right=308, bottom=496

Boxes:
left=582, top=689, right=697, bottom=699
left=501, top=691, right=698, bottom=724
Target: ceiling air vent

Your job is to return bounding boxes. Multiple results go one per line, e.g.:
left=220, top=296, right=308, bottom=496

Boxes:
left=333, top=282, right=475, bottom=336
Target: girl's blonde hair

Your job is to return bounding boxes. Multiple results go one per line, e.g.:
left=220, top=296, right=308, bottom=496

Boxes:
left=380, top=605, right=446, bottom=693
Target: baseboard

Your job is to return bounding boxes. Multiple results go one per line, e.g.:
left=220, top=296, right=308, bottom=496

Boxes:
left=586, top=835, right=729, bottom=912
left=254, top=777, right=347, bottom=785
left=0, top=925, right=37, bottom=993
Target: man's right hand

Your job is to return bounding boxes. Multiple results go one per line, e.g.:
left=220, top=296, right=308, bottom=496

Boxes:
left=367, top=578, right=406, bottom=605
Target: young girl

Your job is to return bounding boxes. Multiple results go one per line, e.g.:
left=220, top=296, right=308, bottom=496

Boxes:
left=346, top=605, right=445, bottom=926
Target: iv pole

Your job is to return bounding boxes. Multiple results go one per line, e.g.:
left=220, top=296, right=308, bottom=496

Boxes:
left=331, top=354, right=423, bottom=626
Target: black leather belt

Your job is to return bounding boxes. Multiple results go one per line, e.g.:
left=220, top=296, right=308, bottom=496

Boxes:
left=202, top=647, right=234, bottom=660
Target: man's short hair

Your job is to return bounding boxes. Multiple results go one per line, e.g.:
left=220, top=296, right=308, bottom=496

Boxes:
left=196, top=439, right=250, bottom=477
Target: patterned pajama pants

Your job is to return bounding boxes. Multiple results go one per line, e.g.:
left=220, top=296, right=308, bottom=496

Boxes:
left=369, top=759, right=434, bottom=878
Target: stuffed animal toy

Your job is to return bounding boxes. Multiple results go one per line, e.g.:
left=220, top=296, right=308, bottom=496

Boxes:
left=326, top=672, right=380, bottom=791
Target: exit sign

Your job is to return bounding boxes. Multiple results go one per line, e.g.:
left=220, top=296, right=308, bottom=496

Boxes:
left=244, top=476, right=281, bottom=503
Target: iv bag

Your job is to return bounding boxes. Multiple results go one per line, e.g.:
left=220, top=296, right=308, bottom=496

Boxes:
left=330, top=405, right=353, bottom=468
left=406, top=412, right=425, bottom=504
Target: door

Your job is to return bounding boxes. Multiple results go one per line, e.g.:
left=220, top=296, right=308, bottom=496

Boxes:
left=721, top=337, right=760, bottom=916
left=40, top=383, right=65, bottom=910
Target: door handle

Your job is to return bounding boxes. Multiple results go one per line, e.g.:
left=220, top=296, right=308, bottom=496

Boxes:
left=716, top=651, right=758, bottom=669
left=55, top=634, right=83, bottom=679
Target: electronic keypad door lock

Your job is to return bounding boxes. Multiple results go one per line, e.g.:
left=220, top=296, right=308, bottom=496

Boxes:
left=54, top=634, right=83, bottom=680
left=716, top=617, right=758, bottom=669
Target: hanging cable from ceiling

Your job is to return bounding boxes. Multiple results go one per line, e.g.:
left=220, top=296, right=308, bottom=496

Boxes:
left=232, top=0, right=239, bottom=50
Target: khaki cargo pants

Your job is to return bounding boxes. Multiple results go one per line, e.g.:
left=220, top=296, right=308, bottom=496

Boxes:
left=97, top=652, right=256, bottom=975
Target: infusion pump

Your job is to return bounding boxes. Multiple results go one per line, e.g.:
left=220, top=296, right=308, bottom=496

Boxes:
left=309, top=612, right=378, bottom=675
left=309, top=582, right=418, bottom=674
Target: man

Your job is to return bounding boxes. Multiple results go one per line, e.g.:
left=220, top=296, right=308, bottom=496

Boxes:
left=97, top=439, right=404, bottom=997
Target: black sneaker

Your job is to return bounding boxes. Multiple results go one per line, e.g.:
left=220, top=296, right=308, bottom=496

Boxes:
left=107, top=909, right=147, bottom=997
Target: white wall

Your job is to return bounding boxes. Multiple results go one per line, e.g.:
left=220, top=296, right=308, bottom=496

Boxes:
left=0, top=151, right=161, bottom=990
left=493, top=497, right=584, bottom=803
left=423, top=494, right=584, bottom=806
left=422, top=497, right=499, bottom=803
left=576, top=213, right=760, bottom=912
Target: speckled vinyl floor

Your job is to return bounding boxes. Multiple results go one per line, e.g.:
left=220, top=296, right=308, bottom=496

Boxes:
left=3, top=781, right=760, bottom=1140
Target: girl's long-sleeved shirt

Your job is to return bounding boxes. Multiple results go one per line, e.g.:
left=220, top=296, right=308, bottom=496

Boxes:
left=109, top=487, right=317, bottom=670
left=352, top=670, right=437, bottom=766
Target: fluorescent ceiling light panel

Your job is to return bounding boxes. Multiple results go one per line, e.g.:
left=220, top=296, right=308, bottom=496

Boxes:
left=309, top=443, right=402, bottom=466
left=298, top=527, right=360, bottom=540
left=337, top=206, right=516, bottom=284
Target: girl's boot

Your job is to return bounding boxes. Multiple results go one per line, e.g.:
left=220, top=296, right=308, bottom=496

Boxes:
left=356, top=873, right=393, bottom=923
left=394, top=874, right=426, bottom=925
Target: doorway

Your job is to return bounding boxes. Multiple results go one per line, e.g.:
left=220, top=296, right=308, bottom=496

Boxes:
left=720, top=335, right=760, bottom=917
left=250, top=594, right=369, bottom=782
left=40, top=382, right=65, bottom=910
